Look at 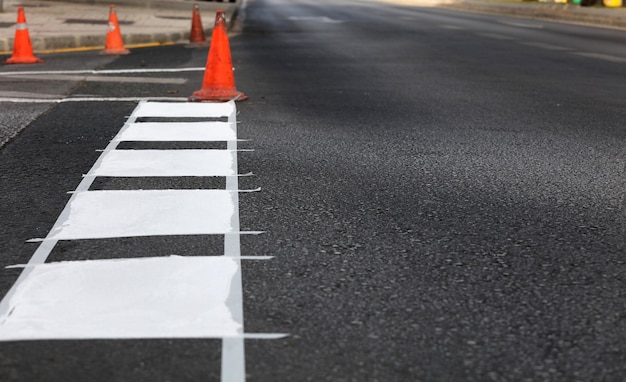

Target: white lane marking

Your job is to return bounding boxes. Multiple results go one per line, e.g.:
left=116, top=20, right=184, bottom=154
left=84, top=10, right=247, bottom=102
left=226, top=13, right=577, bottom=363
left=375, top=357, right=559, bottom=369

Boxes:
left=288, top=16, right=343, bottom=23
left=114, top=121, right=236, bottom=142
left=520, top=41, right=570, bottom=51
left=0, top=67, right=205, bottom=76
left=134, top=101, right=235, bottom=118
left=572, top=51, right=626, bottom=63
left=474, top=32, right=515, bottom=40
left=92, top=150, right=236, bottom=177
left=498, top=20, right=543, bottom=29
left=0, top=256, right=242, bottom=340
left=2, top=74, right=187, bottom=84
left=440, top=24, right=465, bottom=30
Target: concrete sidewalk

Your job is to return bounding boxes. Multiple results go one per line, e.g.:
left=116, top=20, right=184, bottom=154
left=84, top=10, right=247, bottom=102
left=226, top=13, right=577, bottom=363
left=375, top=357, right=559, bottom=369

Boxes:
left=0, top=0, right=241, bottom=55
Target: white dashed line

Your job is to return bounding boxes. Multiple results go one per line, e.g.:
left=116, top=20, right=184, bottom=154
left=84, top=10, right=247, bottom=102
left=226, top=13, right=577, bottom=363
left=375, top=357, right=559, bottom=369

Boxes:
left=474, top=32, right=515, bottom=40
left=520, top=41, right=571, bottom=51
left=571, top=51, right=626, bottom=63
left=440, top=24, right=465, bottom=30
left=1, top=74, right=187, bottom=84
left=0, top=67, right=205, bottom=77
left=498, top=20, right=543, bottom=29
left=288, top=16, right=343, bottom=23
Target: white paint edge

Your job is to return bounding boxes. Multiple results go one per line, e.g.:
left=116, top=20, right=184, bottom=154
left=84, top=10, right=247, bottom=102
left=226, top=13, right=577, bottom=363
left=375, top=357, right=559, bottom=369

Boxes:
left=0, top=67, right=205, bottom=77
left=222, top=101, right=246, bottom=382
left=0, top=97, right=191, bottom=103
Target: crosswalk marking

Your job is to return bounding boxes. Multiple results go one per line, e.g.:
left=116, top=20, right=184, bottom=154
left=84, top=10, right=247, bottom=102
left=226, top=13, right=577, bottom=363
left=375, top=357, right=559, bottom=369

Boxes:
left=0, top=256, right=242, bottom=340
left=0, top=100, right=284, bottom=382
left=113, top=121, right=236, bottom=141
left=34, top=189, right=236, bottom=240
left=132, top=101, right=234, bottom=118
left=92, top=150, right=236, bottom=177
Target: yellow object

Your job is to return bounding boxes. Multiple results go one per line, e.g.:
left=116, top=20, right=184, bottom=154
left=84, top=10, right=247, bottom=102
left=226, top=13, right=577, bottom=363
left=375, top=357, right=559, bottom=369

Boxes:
left=603, top=0, right=622, bottom=7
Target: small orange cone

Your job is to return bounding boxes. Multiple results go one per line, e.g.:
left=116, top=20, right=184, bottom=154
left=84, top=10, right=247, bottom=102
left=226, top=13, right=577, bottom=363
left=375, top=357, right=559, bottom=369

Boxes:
left=101, top=4, right=129, bottom=55
left=188, top=4, right=208, bottom=46
left=5, top=7, right=43, bottom=65
left=190, top=10, right=247, bottom=102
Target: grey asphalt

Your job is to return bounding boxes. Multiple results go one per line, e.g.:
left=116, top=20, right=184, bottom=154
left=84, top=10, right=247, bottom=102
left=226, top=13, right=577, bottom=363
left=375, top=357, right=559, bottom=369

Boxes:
left=233, top=2, right=626, bottom=379
left=0, top=0, right=626, bottom=379
left=1, top=0, right=626, bottom=55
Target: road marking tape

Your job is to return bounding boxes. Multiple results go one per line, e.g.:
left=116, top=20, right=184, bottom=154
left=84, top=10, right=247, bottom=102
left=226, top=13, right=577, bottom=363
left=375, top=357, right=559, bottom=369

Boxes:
left=0, top=100, right=279, bottom=382
left=572, top=51, right=626, bottom=63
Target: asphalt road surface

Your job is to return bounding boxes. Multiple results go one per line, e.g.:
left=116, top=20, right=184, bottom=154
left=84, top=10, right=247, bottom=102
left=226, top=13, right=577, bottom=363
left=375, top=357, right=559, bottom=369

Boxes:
left=1, top=0, right=625, bottom=380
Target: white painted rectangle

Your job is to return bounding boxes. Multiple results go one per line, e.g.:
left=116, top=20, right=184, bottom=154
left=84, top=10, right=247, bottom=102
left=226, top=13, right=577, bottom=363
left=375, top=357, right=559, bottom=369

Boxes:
left=114, top=122, right=236, bottom=142
left=133, top=101, right=235, bottom=118
left=0, top=256, right=242, bottom=340
left=92, top=150, right=235, bottom=177
left=46, top=190, right=235, bottom=240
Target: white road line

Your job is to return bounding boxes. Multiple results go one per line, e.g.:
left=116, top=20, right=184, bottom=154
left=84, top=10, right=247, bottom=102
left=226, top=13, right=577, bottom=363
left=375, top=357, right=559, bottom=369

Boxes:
left=498, top=20, right=543, bottom=29
left=0, top=96, right=190, bottom=103
left=2, top=74, right=187, bottom=84
left=474, top=32, right=515, bottom=40
left=222, top=101, right=247, bottom=382
left=572, top=51, right=626, bottom=63
left=520, top=41, right=570, bottom=51
left=8, top=256, right=275, bottom=268
left=288, top=16, right=343, bottom=23
left=440, top=24, right=465, bottom=30
left=0, top=67, right=205, bottom=76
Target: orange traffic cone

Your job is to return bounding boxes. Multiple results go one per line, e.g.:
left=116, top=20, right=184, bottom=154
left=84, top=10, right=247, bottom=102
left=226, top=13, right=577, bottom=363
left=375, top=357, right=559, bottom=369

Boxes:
left=101, top=4, right=129, bottom=55
left=189, top=10, right=247, bottom=102
left=188, top=4, right=208, bottom=46
left=5, top=7, right=43, bottom=65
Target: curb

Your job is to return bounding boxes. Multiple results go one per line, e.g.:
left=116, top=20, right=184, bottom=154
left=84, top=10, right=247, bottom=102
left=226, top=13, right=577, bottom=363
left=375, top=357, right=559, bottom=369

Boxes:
left=0, top=0, right=239, bottom=54
left=1, top=29, right=203, bottom=56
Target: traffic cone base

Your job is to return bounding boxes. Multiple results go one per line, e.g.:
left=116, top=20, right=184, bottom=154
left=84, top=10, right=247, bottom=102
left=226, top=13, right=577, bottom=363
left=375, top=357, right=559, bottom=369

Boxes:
left=5, top=56, right=43, bottom=64
left=190, top=10, right=246, bottom=102
left=101, top=4, right=130, bottom=55
left=4, top=7, right=43, bottom=65
left=190, top=89, right=248, bottom=102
